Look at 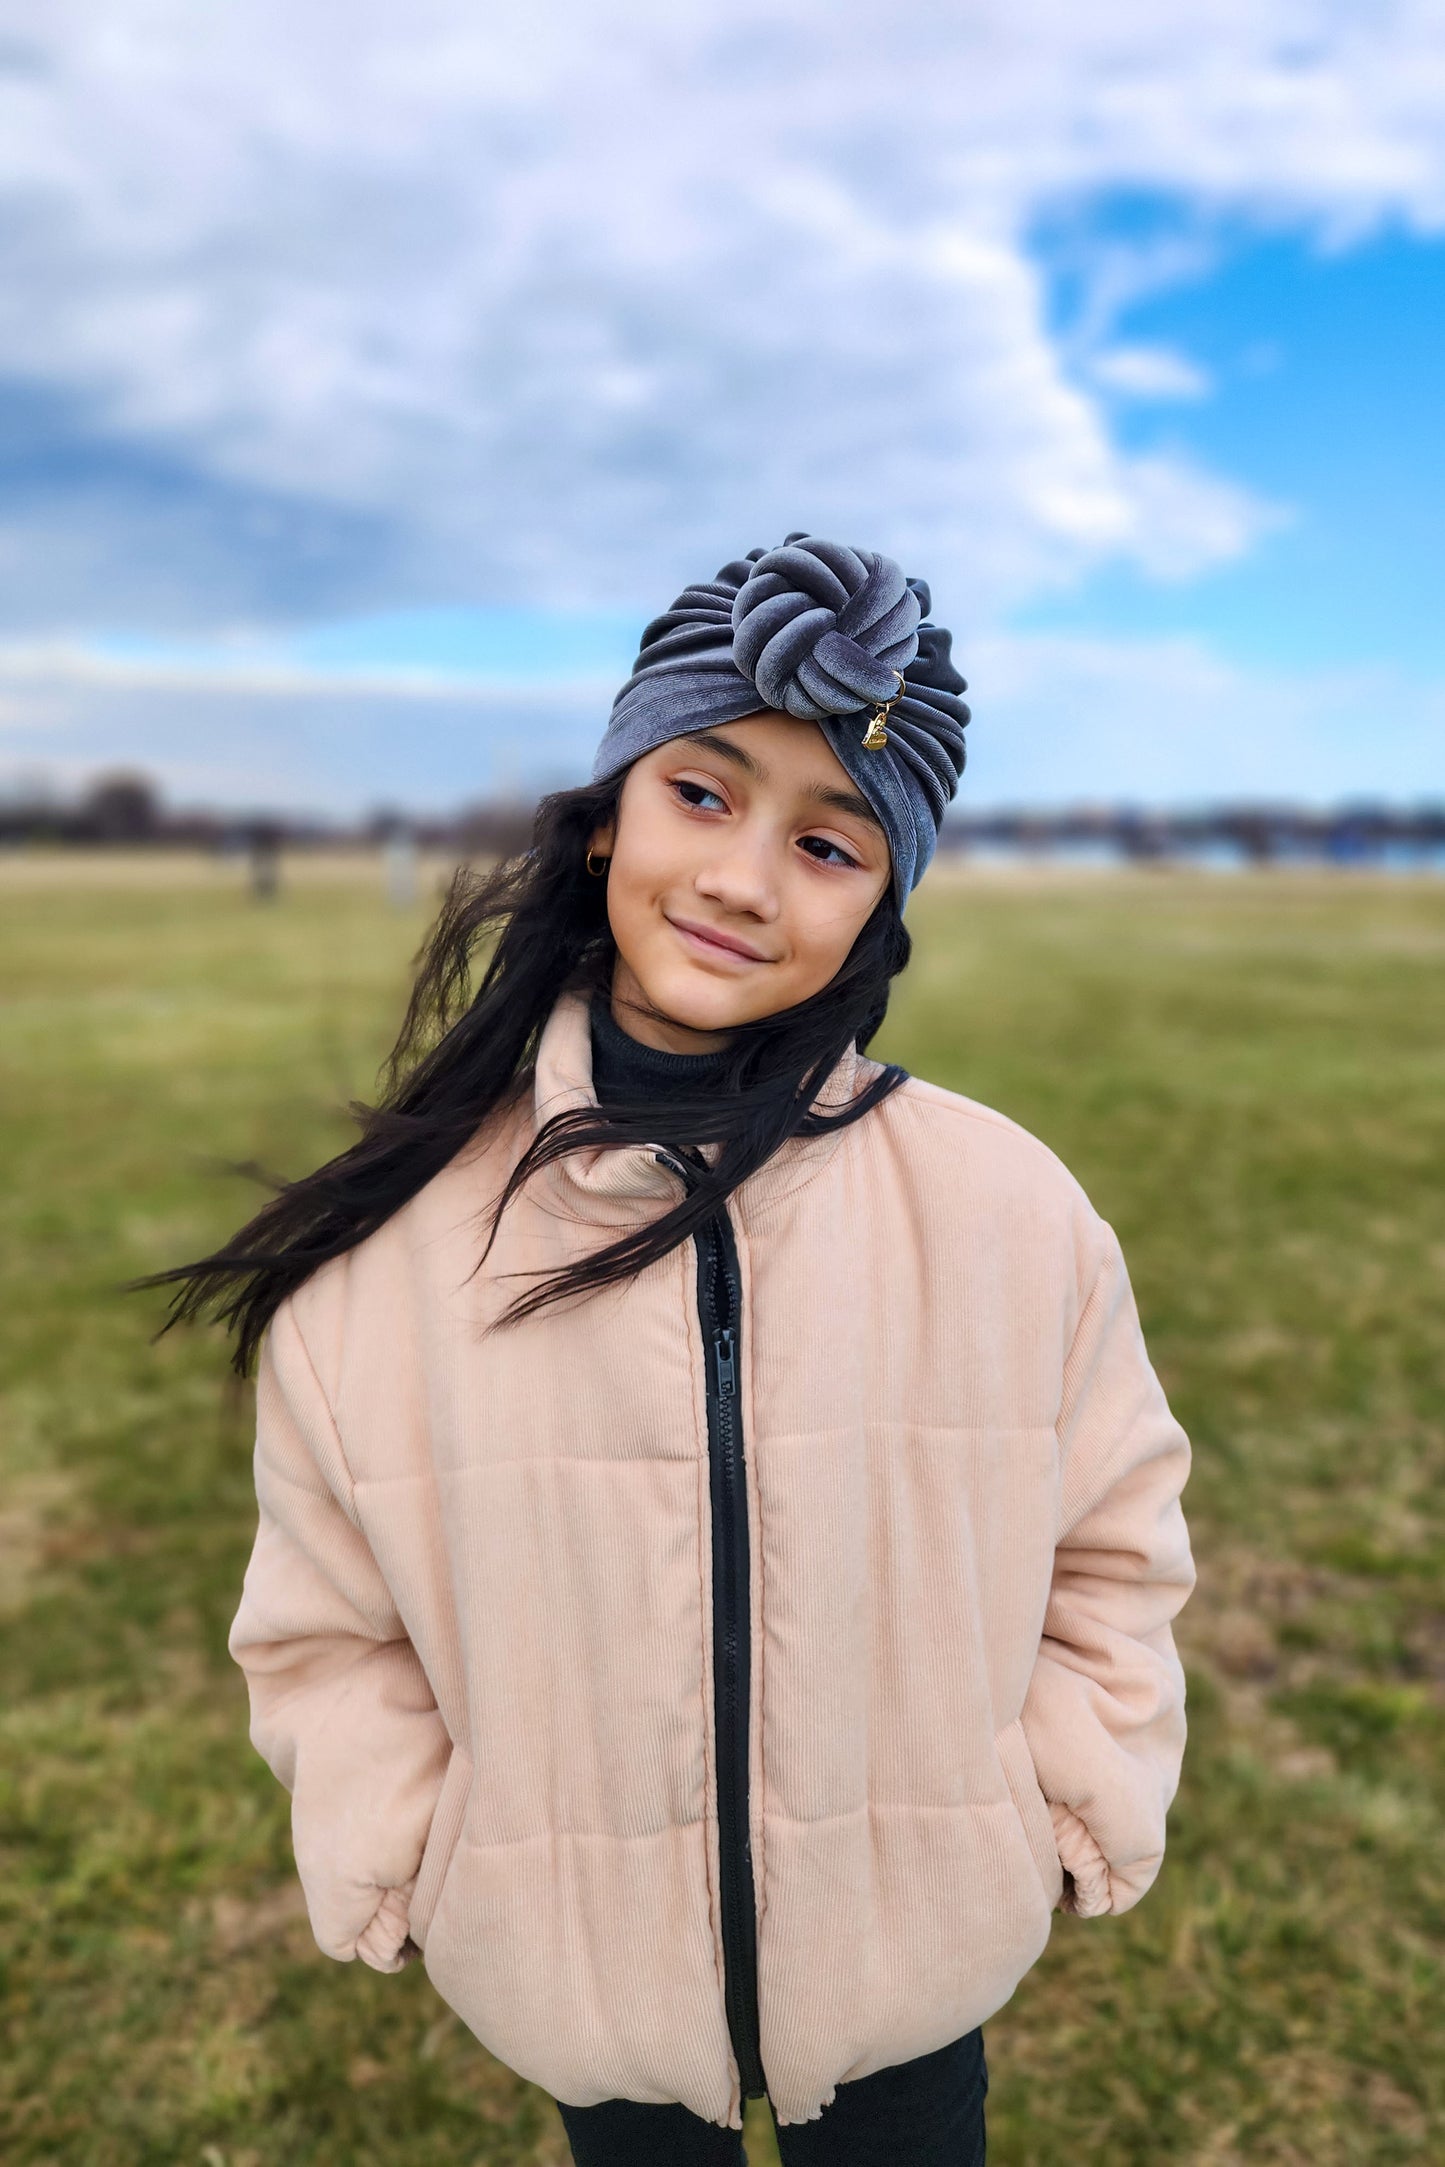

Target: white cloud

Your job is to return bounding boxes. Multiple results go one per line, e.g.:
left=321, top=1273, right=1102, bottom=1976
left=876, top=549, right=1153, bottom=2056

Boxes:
left=0, top=2, right=1441, bottom=630
left=0, top=636, right=614, bottom=704
left=2, top=624, right=1440, bottom=815
left=0, top=664, right=600, bottom=814
left=1088, top=345, right=1212, bottom=398
left=963, top=630, right=1445, bottom=805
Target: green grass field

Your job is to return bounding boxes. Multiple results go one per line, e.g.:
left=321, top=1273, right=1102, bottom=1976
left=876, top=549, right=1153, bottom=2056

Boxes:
left=2, top=852, right=1443, bottom=2165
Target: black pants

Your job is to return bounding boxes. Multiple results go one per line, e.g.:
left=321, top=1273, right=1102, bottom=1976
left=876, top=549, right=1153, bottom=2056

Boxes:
left=555, top=2028, right=987, bottom=2166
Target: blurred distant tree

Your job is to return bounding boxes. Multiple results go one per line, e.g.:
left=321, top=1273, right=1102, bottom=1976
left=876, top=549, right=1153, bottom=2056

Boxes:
left=82, top=771, right=161, bottom=842
left=1221, top=809, right=1278, bottom=865
left=455, top=795, right=536, bottom=859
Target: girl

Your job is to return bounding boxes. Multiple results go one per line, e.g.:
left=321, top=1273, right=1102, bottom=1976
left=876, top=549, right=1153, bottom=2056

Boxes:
left=147, top=535, right=1195, bottom=2165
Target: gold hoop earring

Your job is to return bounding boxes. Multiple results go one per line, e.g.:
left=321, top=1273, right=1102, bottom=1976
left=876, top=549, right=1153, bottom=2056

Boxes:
left=585, top=848, right=610, bottom=877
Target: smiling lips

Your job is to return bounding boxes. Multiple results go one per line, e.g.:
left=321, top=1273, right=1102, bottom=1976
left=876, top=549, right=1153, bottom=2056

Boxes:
left=668, top=915, right=771, bottom=963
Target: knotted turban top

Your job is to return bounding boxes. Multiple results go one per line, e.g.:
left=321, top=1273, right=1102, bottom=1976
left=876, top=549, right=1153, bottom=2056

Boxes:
left=589, top=532, right=970, bottom=913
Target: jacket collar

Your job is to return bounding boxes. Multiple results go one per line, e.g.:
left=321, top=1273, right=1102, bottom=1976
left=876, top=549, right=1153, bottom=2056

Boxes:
left=529, top=983, right=875, bottom=1227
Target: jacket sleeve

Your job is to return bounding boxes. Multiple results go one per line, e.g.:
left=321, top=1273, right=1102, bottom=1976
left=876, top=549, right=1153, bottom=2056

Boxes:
left=1020, top=1211, right=1196, bottom=1918
left=227, top=1289, right=453, bottom=1972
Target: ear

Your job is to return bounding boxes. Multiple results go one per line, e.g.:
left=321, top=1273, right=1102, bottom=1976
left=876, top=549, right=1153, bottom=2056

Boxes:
left=586, top=817, right=616, bottom=858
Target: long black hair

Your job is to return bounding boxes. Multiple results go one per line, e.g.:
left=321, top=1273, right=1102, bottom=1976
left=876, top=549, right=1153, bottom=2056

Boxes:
left=130, top=770, right=913, bottom=1377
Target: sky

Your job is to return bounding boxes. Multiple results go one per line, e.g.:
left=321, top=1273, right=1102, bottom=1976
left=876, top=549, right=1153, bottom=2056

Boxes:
left=0, top=1, right=1442, bottom=818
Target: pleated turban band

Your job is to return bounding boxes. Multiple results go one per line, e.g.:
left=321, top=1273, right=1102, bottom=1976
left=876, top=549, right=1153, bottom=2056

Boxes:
left=589, top=532, right=971, bottom=912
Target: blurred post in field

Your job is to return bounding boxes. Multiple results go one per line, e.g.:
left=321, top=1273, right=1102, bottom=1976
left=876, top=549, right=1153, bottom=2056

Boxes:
left=382, top=823, right=419, bottom=909
left=247, top=820, right=281, bottom=902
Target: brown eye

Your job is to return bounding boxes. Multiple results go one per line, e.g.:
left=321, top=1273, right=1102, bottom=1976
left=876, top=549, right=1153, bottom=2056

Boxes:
left=672, top=780, right=727, bottom=812
left=800, top=835, right=862, bottom=870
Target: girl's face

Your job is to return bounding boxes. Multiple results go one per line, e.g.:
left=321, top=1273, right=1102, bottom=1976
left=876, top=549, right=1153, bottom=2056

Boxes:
left=586, top=710, right=893, bottom=1053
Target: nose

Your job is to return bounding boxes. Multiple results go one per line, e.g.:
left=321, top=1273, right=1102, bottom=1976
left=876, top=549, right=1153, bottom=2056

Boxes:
left=692, top=822, right=783, bottom=921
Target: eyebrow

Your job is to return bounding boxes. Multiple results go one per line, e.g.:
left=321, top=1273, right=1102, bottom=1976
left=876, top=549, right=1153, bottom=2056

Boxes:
left=678, top=729, right=887, bottom=839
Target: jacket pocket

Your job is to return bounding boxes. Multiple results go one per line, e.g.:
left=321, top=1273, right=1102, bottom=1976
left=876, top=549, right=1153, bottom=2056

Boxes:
left=995, top=1718, right=1064, bottom=1912
left=407, top=1741, right=473, bottom=1951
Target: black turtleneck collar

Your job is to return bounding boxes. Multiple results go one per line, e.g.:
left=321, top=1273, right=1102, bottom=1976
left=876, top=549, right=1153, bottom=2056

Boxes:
left=588, top=985, right=736, bottom=1105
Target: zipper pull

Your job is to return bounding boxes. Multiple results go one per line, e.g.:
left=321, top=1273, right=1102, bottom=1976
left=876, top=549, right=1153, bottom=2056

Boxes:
left=716, top=1327, right=736, bottom=1396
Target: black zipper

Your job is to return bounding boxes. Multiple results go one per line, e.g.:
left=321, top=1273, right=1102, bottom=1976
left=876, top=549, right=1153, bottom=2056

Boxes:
left=655, top=1149, right=766, bottom=2103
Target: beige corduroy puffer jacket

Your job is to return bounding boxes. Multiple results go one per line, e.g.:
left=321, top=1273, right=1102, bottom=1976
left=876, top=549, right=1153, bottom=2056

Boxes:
left=228, top=981, right=1195, bottom=2131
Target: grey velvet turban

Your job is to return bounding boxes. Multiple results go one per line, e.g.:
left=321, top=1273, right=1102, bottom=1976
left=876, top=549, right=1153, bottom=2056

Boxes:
left=589, top=532, right=970, bottom=913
